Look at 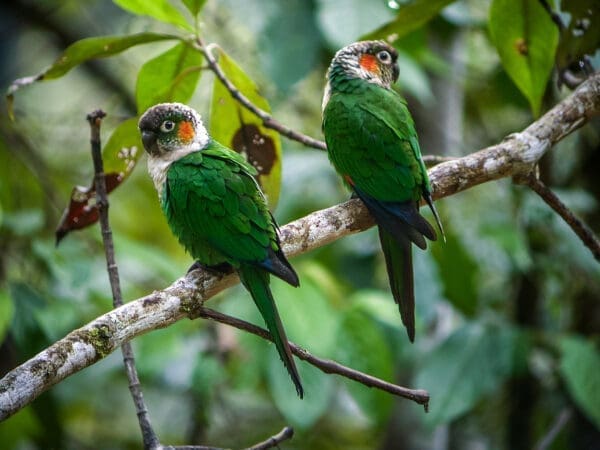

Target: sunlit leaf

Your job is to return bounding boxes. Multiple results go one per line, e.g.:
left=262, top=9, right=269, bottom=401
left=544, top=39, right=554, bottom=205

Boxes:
left=182, top=0, right=207, bottom=18
left=488, top=0, right=559, bottom=116
left=335, top=307, right=394, bottom=423
left=416, top=323, right=521, bottom=426
left=6, top=33, right=178, bottom=119
left=363, top=0, right=457, bottom=42
left=210, top=49, right=282, bottom=208
left=55, top=118, right=143, bottom=243
left=559, top=336, right=600, bottom=428
left=113, top=0, right=193, bottom=31
left=136, top=41, right=203, bottom=114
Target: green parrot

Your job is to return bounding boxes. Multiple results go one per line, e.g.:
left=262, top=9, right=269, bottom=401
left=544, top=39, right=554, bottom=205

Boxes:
left=138, top=103, right=303, bottom=397
left=322, top=41, right=444, bottom=342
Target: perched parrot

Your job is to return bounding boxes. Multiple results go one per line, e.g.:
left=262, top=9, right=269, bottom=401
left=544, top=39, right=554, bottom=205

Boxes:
left=138, top=103, right=303, bottom=397
left=322, top=41, right=444, bottom=342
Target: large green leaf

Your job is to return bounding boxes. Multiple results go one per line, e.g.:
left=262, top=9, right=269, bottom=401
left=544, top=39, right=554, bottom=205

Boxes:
left=209, top=49, right=282, bottom=208
left=335, top=307, right=394, bottom=423
left=113, top=0, right=193, bottom=31
left=56, top=118, right=143, bottom=243
left=488, top=0, right=559, bottom=116
left=7, top=33, right=178, bottom=118
left=431, top=224, right=479, bottom=317
left=416, top=323, right=520, bottom=426
left=363, top=0, right=457, bottom=42
left=135, top=41, right=203, bottom=114
left=559, top=336, right=600, bottom=428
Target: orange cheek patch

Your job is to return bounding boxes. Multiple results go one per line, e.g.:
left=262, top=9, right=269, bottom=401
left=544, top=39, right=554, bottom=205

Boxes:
left=178, top=121, right=195, bottom=143
left=359, top=54, right=379, bottom=74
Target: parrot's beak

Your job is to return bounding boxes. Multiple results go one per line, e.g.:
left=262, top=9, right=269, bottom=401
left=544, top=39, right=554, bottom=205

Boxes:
left=392, top=64, right=399, bottom=83
left=141, top=130, right=159, bottom=155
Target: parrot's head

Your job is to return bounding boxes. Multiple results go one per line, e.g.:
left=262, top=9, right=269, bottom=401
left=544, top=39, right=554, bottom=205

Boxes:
left=138, top=102, right=209, bottom=158
left=324, top=40, right=399, bottom=96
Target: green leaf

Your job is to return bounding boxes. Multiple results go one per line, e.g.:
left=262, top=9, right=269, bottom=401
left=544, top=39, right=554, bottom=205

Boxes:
left=56, top=118, right=143, bottom=243
left=182, top=0, right=206, bottom=17
left=559, top=336, right=600, bottom=428
left=210, top=50, right=282, bottom=208
left=136, top=41, right=203, bottom=114
left=363, top=0, right=457, bottom=42
left=113, top=0, right=193, bottom=31
left=416, top=323, right=520, bottom=426
left=7, top=33, right=178, bottom=118
left=0, top=289, right=14, bottom=342
left=335, top=308, right=394, bottom=423
left=488, top=0, right=559, bottom=116
left=431, top=224, right=479, bottom=317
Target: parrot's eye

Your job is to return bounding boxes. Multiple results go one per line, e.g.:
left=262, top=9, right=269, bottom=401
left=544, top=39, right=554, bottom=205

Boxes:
left=160, top=120, right=176, bottom=133
left=376, top=50, right=392, bottom=64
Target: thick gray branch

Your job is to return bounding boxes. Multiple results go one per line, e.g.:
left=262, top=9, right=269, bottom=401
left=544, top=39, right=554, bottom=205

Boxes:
left=1, top=73, right=599, bottom=422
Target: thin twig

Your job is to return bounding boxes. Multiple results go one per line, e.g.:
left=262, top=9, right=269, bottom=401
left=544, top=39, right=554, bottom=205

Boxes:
left=520, top=172, right=600, bottom=262
left=244, top=426, right=294, bottom=450
left=196, top=307, right=430, bottom=409
left=533, top=408, right=572, bottom=450
left=159, top=427, right=293, bottom=450
left=195, top=37, right=327, bottom=150
left=87, top=110, right=160, bottom=449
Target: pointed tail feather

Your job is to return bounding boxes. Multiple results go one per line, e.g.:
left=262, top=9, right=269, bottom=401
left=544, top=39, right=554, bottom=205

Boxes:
left=378, top=225, right=415, bottom=342
left=423, top=190, right=445, bottom=243
left=238, top=265, right=304, bottom=398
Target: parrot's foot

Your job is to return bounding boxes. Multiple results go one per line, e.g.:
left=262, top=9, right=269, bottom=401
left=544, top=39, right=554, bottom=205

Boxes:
left=187, top=260, right=234, bottom=275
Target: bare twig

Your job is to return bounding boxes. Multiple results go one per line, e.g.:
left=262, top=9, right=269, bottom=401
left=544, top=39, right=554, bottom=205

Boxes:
left=244, top=426, right=294, bottom=450
left=533, top=408, right=572, bottom=450
left=197, top=307, right=430, bottom=408
left=158, top=427, right=293, bottom=450
left=87, top=110, right=159, bottom=449
left=519, top=172, right=600, bottom=262
left=194, top=37, right=327, bottom=151
left=1, top=72, right=599, bottom=422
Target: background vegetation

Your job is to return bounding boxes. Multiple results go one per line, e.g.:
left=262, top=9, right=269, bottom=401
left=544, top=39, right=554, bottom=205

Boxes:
left=0, top=0, right=598, bottom=449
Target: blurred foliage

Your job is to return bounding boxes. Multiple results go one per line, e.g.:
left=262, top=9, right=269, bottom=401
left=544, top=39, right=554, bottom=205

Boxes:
left=0, top=0, right=599, bottom=449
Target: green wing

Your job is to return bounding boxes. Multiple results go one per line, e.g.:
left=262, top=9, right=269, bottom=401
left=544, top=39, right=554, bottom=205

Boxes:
left=162, top=141, right=276, bottom=268
left=323, top=82, right=429, bottom=203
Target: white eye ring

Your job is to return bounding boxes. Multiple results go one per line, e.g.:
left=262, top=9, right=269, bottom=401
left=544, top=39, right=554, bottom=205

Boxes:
left=160, top=120, right=175, bottom=132
left=377, top=50, right=391, bottom=63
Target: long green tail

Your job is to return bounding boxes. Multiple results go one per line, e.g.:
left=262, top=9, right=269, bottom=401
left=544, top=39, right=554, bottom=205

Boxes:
left=238, top=264, right=303, bottom=398
left=378, top=225, right=415, bottom=342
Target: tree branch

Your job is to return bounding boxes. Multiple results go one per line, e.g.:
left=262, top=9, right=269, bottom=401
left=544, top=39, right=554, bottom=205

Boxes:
left=1, top=72, right=599, bottom=423
left=517, top=173, right=600, bottom=262
left=244, top=426, right=294, bottom=450
left=197, top=307, right=429, bottom=407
